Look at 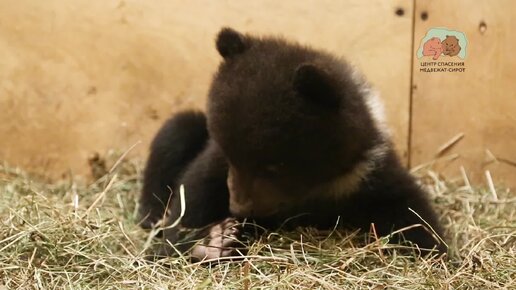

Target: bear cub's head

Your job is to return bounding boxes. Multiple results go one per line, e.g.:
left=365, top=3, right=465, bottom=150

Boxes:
left=207, top=28, right=387, bottom=217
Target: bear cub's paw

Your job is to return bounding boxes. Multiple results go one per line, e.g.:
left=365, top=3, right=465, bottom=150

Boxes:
left=190, top=218, right=244, bottom=261
left=137, top=205, right=164, bottom=230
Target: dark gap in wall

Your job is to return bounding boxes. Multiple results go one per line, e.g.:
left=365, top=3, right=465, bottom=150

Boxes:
left=407, top=0, right=417, bottom=168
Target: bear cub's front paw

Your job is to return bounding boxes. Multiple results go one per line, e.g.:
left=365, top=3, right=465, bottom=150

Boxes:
left=190, top=217, right=244, bottom=261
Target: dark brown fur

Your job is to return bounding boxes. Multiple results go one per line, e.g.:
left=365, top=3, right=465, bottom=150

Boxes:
left=138, top=28, right=446, bottom=260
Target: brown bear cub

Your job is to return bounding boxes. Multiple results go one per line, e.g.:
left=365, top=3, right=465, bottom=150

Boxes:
left=138, top=27, right=446, bottom=260
left=442, top=35, right=461, bottom=57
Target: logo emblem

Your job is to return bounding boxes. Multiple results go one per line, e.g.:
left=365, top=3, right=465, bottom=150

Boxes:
left=417, top=28, right=468, bottom=73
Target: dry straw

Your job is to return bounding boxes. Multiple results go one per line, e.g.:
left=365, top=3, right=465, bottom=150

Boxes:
left=0, top=155, right=514, bottom=289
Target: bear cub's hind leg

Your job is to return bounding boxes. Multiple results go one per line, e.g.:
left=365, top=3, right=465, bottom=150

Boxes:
left=138, top=111, right=208, bottom=229
left=151, top=140, right=238, bottom=260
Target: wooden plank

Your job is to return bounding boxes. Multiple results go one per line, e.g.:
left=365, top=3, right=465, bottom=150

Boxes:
left=0, top=0, right=413, bottom=178
left=411, top=0, right=516, bottom=188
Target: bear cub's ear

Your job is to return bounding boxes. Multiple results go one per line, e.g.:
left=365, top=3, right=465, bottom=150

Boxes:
left=216, top=27, right=248, bottom=58
left=293, top=63, right=340, bottom=108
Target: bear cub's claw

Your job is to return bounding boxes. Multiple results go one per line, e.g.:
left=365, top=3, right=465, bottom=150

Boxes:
left=190, top=218, right=244, bottom=261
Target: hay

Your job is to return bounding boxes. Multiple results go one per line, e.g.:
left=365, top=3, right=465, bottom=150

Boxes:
left=0, top=159, right=514, bottom=289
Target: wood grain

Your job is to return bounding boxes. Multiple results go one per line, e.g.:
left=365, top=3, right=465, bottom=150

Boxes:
left=0, top=0, right=413, bottom=179
left=410, top=0, right=516, bottom=188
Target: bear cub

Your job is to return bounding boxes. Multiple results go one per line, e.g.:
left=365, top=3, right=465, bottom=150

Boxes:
left=138, top=27, right=446, bottom=260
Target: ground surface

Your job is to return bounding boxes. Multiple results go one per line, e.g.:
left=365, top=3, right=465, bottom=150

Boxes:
left=0, top=158, right=514, bottom=289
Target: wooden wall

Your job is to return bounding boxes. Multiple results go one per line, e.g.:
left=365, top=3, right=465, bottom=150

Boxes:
left=411, top=0, right=516, bottom=189
left=0, top=0, right=514, bottom=188
left=0, top=0, right=412, bottom=178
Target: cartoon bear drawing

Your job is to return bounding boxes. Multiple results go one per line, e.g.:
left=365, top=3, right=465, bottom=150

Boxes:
left=138, top=28, right=446, bottom=261
left=422, top=37, right=443, bottom=60
left=442, top=35, right=461, bottom=57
